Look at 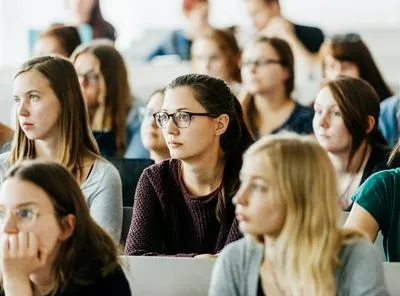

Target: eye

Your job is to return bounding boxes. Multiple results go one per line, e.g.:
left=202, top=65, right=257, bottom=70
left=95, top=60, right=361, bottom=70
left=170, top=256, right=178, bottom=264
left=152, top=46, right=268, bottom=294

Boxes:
left=176, top=112, right=190, bottom=122
left=13, top=96, right=21, bottom=103
left=333, top=111, right=342, bottom=117
left=0, top=209, right=6, bottom=221
left=16, top=208, right=35, bottom=220
left=29, top=94, right=39, bottom=101
left=251, top=183, right=268, bottom=193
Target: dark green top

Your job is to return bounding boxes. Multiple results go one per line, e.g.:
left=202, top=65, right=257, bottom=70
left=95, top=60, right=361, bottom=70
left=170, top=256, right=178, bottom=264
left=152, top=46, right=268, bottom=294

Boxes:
left=352, top=168, right=400, bottom=261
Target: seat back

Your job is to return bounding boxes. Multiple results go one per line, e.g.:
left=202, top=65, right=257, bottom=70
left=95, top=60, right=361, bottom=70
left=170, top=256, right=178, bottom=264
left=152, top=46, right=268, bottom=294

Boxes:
left=108, top=158, right=154, bottom=207
left=121, top=206, right=133, bottom=246
left=120, top=256, right=215, bottom=296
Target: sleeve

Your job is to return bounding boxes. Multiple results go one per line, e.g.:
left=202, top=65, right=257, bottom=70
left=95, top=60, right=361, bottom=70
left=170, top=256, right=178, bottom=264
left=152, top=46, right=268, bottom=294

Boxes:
left=379, top=96, right=399, bottom=147
left=124, top=169, right=165, bottom=255
left=208, top=243, right=242, bottom=296
left=89, top=164, right=123, bottom=243
left=352, top=171, right=391, bottom=232
left=145, top=41, right=167, bottom=61
left=340, top=241, right=389, bottom=296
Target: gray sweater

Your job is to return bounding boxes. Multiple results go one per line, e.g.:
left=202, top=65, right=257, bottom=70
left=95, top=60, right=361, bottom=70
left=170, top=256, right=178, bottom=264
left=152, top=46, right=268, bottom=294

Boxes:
left=0, top=152, right=122, bottom=242
left=209, top=237, right=389, bottom=296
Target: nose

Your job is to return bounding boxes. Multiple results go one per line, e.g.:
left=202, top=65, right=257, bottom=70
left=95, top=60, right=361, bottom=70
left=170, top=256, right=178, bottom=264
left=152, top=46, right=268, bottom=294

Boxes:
left=165, top=116, right=179, bottom=135
left=1, top=214, right=18, bottom=235
left=317, top=111, right=330, bottom=129
left=17, top=99, right=29, bottom=117
left=232, top=184, right=249, bottom=206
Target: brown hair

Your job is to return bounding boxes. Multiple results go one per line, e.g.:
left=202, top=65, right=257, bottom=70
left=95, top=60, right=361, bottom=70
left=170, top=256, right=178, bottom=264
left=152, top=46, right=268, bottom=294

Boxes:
left=166, top=74, right=254, bottom=223
left=10, top=56, right=100, bottom=179
left=322, top=76, right=386, bottom=169
left=38, top=24, right=81, bottom=57
left=321, top=35, right=393, bottom=101
left=2, top=159, right=119, bottom=292
left=241, top=36, right=294, bottom=139
left=193, top=29, right=241, bottom=83
left=71, top=39, right=131, bottom=157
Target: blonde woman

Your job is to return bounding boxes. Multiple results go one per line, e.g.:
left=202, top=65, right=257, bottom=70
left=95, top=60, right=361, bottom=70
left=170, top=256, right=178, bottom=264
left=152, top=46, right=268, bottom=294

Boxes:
left=209, top=134, right=388, bottom=296
left=0, top=56, right=122, bottom=242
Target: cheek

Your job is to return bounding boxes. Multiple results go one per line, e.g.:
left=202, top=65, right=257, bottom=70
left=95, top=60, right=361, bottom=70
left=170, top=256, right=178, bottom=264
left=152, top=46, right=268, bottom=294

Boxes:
left=32, top=219, right=61, bottom=250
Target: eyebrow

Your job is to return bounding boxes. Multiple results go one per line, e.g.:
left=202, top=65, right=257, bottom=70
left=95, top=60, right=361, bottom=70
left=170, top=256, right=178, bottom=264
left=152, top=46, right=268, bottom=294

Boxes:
left=13, top=90, right=43, bottom=97
left=0, top=202, right=39, bottom=209
left=160, top=107, right=191, bottom=112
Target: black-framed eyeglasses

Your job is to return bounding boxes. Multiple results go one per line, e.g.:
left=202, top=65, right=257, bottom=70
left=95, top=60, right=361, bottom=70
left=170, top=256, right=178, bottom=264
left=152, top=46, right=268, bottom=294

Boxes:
left=241, top=59, right=281, bottom=69
left=153, top=111, right=218, bottom=129
left=327, top=33, right=361, bottom=43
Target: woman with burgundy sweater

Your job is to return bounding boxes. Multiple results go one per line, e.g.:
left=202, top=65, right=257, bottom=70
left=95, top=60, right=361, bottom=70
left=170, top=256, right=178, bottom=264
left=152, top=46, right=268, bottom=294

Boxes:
left=124, top=74, right=254, bottom=257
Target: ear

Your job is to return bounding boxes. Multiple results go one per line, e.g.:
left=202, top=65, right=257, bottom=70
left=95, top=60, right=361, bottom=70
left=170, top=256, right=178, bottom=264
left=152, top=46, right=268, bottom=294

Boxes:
left=366, top=115, right=376, bottom=134
left=214, top=114, right=230, bottom=136
left=281, top=66, right=290, bottom=84
left=58, top=214, right=76, bottom=241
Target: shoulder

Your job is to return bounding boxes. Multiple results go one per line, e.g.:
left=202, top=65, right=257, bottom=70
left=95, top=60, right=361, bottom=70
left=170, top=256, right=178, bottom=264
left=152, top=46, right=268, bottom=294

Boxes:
left=293, top=103, right=314, bottom=117
left=380, top=95, right=400, bottom=111
left=92, top=158, right=121, bottom=181
left=218, top=237, right=263, bottom=267
left=96, top=264, right=131, bottom=294
left=142, top=158, right=179, bottom=181
left=339, top=239, right=381, bottom=263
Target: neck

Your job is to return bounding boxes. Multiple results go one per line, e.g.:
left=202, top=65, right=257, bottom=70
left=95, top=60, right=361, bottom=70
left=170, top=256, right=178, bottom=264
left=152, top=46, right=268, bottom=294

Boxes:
left=34, top=136, right=60, bottom=160
left=254, top=88, right=291, bottom=112
left=150, top=149, right=170, bottom=163
left=180, top=148, right=225, bottom=196
left=262, top=235, right=277, bottom=263
left=328, top=141, right=370, bottom=174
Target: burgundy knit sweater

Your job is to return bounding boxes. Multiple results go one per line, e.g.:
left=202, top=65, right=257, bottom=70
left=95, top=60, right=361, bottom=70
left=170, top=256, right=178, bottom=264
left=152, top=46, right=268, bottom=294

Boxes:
left=124, top=159, right=241, bottom=256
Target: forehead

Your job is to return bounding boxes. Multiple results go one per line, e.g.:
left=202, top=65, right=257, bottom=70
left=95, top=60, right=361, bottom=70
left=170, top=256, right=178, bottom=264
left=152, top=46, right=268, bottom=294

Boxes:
left=315, top=87, right=338, bottom=107
left=241, top=152, right=271, bottom=180
left=162, top=86, right=206, bottom=112
left=74, top=52, right=100, bottom=72
left=13, top=69, right=51, bottom=95
left=243, top=42, right=278, bottom=59
left=0, top=178, right=53, bottom=209
left=247, top=0, right=270, bottom=11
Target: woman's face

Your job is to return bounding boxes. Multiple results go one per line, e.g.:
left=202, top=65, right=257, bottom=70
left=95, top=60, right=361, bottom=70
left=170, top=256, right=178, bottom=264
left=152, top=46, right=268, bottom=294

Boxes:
left=233, top=153, right=286, bottom=238
left=140, top=92, right=168, bottom=152
left=33, top=36, right=69, bottom=58
left=160, top=86, right=222, bottom=161
left=0, top=178, right=69, bottom=272
left=192, top=38, right=231, bottom=83
left=324, top=55, right=360, bottom=80
left=313, top=86, right=352, bottom=154
left=13, top=70, right=61, bottom=142
left=74, top=52, right=105, bottom=111
left=241, top=42, right=288, bottom=95
left=185, top=2, right=209, bottom=31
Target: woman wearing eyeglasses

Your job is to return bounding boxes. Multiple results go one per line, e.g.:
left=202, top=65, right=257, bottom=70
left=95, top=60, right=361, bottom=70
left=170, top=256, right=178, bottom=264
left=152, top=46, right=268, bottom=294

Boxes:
left=72, top=39, right=148, bottom=159
left=124, top=74, right=253, bottom=256
left=0, top=160, right=131, bottom=295
left=240, top=36, right=314, bottom=139
left=0, top=56, right=122, bottom=243
left=139, top=88, right=170, bottom=163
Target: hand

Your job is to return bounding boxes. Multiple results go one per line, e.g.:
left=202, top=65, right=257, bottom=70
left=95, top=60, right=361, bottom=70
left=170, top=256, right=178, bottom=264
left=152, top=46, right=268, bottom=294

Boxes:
left=1, top=232, right=49, bottom=279
left=194, top=253, right=219, bottom=259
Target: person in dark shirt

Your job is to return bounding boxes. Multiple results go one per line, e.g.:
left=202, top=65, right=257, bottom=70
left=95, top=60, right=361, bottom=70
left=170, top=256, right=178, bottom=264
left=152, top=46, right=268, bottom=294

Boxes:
left=313, top=76, right=393, bottom=210
left=0, top=160, right=130, bottom=296
left=146, top=0, right=213, bottom=61
left=240, top=36, right=314, bottom=139
left=245, top=0, right=324, bottom=66
left=124, top=74, right=253, bottom=257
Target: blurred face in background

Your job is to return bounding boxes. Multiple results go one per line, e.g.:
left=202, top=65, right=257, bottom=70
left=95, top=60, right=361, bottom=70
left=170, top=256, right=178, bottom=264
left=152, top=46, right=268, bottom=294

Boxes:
left=140, top=92, right=168, bottom=153
left=246, top=0, right=279, bottom=32
left=73, top=52, right=105, bottom=111
left=34, top=36, right=69, bottom=58
left=241, top=41, right=288, bottom=95
left=191, top=38, right=231, bottom=83
left=324, top=55, right=360, bottom=80
left=184, top=2, right=210, bottom=33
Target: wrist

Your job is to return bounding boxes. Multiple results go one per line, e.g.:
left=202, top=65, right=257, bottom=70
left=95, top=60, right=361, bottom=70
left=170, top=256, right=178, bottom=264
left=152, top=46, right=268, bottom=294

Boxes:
left=2, top=275, right=32, bottom=296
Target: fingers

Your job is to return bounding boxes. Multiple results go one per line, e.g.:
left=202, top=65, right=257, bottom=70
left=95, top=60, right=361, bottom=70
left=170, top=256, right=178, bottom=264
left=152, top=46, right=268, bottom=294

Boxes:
left=1, top=234, right=9, bottom=258
left=8, top=234, right=18, bottom=257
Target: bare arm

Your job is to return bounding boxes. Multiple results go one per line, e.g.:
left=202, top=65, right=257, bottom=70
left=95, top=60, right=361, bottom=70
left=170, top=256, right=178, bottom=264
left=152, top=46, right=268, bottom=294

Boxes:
left=345, top=203, right=380, bottom=242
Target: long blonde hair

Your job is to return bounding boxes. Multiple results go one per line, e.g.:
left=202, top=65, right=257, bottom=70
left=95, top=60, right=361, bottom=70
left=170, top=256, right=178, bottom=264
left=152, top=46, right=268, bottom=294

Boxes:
left=244, top=134, right=364, bottom=296
left=10, top=56, right=100, bottom=179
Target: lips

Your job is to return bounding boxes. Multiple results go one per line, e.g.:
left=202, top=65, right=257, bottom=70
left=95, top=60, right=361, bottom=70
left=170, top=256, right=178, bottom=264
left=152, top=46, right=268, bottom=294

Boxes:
left=235, top=211, right=248, bottom=222
left=21, top=122, right=33, bottom=128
